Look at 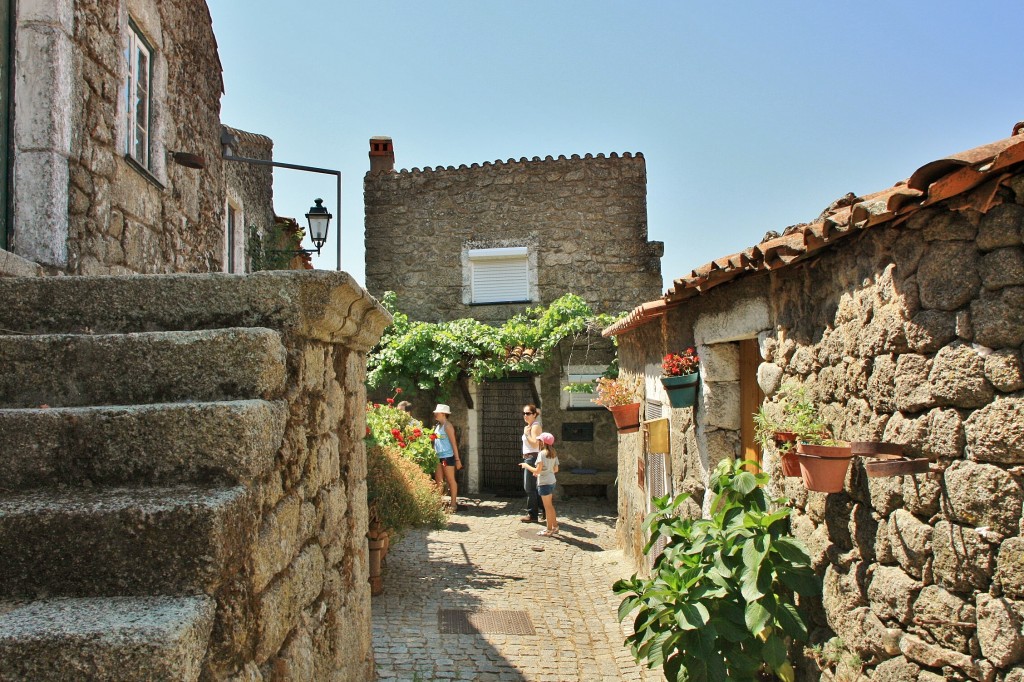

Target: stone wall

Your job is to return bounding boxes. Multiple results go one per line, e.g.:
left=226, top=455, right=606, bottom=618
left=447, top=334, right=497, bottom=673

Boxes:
left=364, top=149, right=664, bottom=487
left=12, top=0, right=232, bottom=274
left=615, top=176, right=1024, bottom=680
left=364, top=152, right=664, bottom=324
left=224, top=125, right=276, bottom=270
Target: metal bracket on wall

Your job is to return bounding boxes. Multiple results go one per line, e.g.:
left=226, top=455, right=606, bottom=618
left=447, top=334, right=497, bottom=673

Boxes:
left=458, top=375, right=474, bottom=410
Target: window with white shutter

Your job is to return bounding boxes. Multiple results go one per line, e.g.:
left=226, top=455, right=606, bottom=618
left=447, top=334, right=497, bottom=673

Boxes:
left=124, top=21, right=153, bottom=168
left=468, top=247, right=530, bottom=304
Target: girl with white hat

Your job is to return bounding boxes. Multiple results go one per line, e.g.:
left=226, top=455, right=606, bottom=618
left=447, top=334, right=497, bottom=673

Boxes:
left=432, top=404, right=461, bottom=512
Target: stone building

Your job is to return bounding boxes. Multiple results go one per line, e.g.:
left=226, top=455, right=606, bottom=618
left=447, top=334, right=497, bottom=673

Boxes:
left=605, top=125, right=1024, bottom=680
left=2, top=0, right=273, bottom=276
left=364, top=137, right=664, bottom=496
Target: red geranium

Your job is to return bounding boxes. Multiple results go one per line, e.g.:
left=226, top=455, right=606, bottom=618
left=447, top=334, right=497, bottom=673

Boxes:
left=662, top=347, right=700, bottom=377
left=386, top=398, right=395, bottom=405
left=412, top=428, right=422, bottom=438
left=429, top=434, right=438, bottom=441
left=395, top=388, right=403, bottom=394
left=391, top=428, right=401, bottom=437
left=398, top=442, right=407, bottom=448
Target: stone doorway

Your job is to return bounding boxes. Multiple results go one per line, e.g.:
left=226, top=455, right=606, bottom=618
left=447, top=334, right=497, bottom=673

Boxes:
left=479, top=378, right=535, bottom=496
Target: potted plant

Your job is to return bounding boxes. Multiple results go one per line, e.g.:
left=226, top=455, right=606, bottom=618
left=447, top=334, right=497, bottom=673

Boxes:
left=755, top=385, right=828, bottom=479
left=754, top=406, right=801, bottom=478
left=796, top=432, right=853, bottom=493
left=615, top=459, right=820, bottom=681
left=661, top=347, right=700, bottom=408
left=592, top=376, right=642, bottom=434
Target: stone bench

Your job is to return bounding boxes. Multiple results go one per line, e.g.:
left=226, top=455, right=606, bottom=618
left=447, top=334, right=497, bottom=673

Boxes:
left=556, top=470, right=617, bottom=501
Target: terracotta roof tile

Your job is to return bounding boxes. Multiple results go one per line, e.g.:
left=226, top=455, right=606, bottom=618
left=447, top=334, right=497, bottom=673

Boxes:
left=604, top=124, right=1024, bottom=337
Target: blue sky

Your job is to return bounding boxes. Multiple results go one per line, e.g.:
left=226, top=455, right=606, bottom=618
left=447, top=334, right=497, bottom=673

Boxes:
left=210, top=1, right=1024, bottom=292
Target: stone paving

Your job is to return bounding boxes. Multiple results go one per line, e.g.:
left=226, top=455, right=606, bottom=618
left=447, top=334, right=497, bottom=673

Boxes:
left=371, top=496, right=654, bottom=682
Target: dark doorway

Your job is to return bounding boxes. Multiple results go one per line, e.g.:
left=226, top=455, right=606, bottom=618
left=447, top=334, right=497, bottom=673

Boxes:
left=480, top=378, right=535, bottom=496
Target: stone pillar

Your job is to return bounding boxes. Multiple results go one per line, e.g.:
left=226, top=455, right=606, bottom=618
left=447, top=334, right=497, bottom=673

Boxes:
left=12, top=0, right=75, bottom=267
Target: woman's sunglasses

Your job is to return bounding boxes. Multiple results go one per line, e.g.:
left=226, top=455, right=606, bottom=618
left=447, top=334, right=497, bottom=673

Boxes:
left=523, top=411, right=536, bottom=416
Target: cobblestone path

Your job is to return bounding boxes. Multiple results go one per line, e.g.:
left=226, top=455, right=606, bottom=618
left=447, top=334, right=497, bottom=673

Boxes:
left=372, top=497, right=654, bottom=681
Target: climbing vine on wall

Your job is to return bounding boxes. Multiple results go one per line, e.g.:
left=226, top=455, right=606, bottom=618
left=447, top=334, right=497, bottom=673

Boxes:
left=367, top=292, right=623, bottom=395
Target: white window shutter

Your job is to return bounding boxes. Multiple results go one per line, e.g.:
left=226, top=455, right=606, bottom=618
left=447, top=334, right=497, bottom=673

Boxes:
left=470, top=249, right=529, bottom=303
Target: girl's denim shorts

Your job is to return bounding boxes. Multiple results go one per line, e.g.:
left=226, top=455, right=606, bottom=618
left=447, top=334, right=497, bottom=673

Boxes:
left=538, top=484, right=555, bottom=496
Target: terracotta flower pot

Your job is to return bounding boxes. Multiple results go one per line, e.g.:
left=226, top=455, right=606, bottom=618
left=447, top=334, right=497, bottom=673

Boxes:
left=608, top=402, right=641, bottom=434
left=781, top=451, right=802, bottom=477
left=797, top=442, right=853, bottom=493
left=661, top=373, right=699, bottom=408
left=772, top=431, right=797, bottom=445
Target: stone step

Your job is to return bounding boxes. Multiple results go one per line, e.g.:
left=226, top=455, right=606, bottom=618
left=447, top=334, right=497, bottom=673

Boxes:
left=0, top=486, right=254, bottom=599
left=0, top=327, right=286, bottom=408
left=0, top=271, right=388, bottom=351
left=0, top=595, right=214, bottom=681
left=0, top=400, right=286, bottom=489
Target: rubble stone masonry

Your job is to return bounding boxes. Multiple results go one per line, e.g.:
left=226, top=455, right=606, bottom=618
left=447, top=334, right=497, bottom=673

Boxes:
left=616, top=174, right=1024, bottom=680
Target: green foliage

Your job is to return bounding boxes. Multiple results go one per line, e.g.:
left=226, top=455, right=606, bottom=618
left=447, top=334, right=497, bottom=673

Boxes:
left=365, top=442, right=447, bottom=535
left=366, top=398, right=436, bottom=475
left=614, top=459, right=821, bottom=681
left=248, top=219, right=309, bottom=271
left=591, top=376, right=642, bottom=407
left=754, top=383, right=831, bottom=452
left=367, top=292, right=624, bottom=395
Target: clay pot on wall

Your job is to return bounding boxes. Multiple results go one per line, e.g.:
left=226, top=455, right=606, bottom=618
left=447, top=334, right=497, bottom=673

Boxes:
left=609, top=403, right=642, bottom=434
left=661, top=373, right=700, bottom=408
left=851, top=441, right=930, bottom=478
left=771, top=432, right=802, bottom=478
left=796, top=442, right=853, bottom=493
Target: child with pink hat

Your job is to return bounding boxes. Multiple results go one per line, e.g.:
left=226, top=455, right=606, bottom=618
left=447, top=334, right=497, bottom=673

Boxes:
left=520, top=432, right=560, bottom=536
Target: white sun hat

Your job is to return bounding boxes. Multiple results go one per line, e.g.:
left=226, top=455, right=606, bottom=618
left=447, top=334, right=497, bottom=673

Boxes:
left=433, top=404, right=452, bottom=415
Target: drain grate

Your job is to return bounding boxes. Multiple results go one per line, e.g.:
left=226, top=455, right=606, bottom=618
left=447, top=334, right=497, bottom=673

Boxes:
left=438, top=609, right=536, bottom=635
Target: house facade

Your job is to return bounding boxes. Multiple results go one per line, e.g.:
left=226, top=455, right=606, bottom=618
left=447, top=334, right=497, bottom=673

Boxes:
left=605, top=127, right=1024, bottom=680
left=2, top=0, right=273, bottom=276
left=364, top=137, right=664, bottom=495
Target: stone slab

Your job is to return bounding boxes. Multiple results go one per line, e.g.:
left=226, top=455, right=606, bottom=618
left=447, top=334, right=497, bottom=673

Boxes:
left=0, top=595, right=214, bottom=682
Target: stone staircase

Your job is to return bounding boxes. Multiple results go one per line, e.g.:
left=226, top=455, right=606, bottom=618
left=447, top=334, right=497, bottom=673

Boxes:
left=0, top=271, right=391, bottom=681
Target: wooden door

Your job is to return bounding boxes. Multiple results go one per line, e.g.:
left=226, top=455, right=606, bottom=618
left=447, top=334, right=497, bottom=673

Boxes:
left=739, top=339, right=765, bottom=470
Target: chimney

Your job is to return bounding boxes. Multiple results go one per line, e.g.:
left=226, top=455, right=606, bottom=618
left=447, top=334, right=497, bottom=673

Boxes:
left=369, top=136, right=394, bottom=173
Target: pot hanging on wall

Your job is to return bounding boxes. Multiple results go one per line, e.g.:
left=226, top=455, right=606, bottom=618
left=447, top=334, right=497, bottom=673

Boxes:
left=781, top=450, right=802, bottom=477
left=608, top=402, right=642, bottom=434
left=797, top=442, right=853, bottom=493
left=661, top=373, right=700, bottom=409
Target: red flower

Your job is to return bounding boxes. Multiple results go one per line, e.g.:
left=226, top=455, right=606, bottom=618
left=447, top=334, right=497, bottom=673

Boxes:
left=373, top=403, right=381, bottom=409
left=386, top=398, right=395, bottom=405
left=366, top=427, right=371, bottom=437
left=391, top=429, right=401, bottom=437
left=398, top=442, right=407, bottom=448
left=412, top=428, right=422, bottom=438
left=395, top=388, right=403, bottom=394
left=429, top=434, right=438, bottom=441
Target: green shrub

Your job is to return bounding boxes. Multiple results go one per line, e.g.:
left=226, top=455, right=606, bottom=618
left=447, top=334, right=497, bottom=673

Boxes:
left=366, top=443, right=447, bottom=535
left=366, top=399, right=436, bottom=475
left=614, top=459, right=820, bottom=681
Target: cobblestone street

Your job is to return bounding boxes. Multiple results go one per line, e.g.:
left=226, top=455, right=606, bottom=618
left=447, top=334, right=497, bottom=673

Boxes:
left=371, top=497, right=653, bottom=682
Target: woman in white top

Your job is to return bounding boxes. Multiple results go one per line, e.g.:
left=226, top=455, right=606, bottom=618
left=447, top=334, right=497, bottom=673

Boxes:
left=520, top=404, right=543, bottom=523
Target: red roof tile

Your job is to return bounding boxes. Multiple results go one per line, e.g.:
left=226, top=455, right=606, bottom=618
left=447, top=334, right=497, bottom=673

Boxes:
left=604, top=125, right=1024, bottom=337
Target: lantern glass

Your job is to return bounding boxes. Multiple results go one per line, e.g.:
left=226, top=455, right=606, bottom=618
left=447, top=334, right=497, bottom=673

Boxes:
left=305, top=198, right=332, bottom=250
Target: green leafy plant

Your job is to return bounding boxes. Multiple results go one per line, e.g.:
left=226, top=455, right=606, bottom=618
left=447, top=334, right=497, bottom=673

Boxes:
left=365, top=393, right=436, bottom=475
left=248, top=218, right=312, bottom=271
left=591, top=376, right=642, bottom=408
left=614, top=459, right=820, bottom=681
left=367, top=292, right=624, bottom=396
left=754, top=384, right=832, bottom=453
left=365, top=442, right=447, bottom=536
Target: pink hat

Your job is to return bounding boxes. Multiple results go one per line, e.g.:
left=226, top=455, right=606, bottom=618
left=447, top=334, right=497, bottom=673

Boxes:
left=539, top=432, right=555, bottom=445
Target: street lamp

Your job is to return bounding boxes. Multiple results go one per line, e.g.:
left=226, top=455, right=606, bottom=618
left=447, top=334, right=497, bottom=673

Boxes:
left=305, top=198, right=332, bottom=254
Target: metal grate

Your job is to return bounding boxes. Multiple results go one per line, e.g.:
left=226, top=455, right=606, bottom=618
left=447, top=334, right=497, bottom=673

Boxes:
left=647, top=452, right=670, bottom=567
left=438, top=609, right=536, bottom=635
left=645, top=399, right=664, bottom=421
left=480, top=379, right=536, bottom=495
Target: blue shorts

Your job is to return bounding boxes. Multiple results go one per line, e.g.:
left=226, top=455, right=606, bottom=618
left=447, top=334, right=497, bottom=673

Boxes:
left=438, top=456, right=456, bottom=467
left=538, top=484, right=555, bottom=497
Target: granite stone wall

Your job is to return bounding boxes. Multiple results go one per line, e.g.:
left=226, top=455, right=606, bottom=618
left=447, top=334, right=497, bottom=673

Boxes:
left=13, top=0, right=233, bottom=274
left=364, top=152, right=664, bottom=324
left=364, top=151, right=664, bottom=486
left=616, top=175, right=1024, bottom=680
